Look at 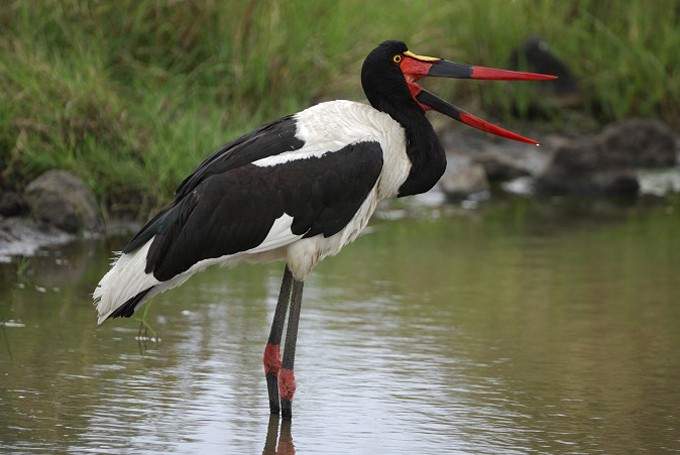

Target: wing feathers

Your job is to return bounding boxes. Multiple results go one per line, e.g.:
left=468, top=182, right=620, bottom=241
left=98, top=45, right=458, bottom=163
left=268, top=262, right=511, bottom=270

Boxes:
left=174, top=116, right=303, bottom=199
left=143, top=141, right=383, bottom=281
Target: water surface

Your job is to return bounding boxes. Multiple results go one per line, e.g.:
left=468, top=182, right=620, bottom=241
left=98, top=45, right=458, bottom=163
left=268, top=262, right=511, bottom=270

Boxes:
left=1, top=196, right=679, bottom=453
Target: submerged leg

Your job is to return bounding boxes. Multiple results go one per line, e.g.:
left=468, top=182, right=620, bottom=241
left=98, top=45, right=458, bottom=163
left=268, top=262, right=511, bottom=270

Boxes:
left=264, top=266, right=293, bottom=414
left=263, top=413, right=280, bottom=453
left=280, top=278, right=304, bottom=420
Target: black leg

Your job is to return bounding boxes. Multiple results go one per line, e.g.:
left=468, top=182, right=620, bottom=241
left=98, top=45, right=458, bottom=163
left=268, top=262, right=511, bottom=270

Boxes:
left=264, top=266, right=293, bottom=414
left=279, top=278, right=304, bottom=420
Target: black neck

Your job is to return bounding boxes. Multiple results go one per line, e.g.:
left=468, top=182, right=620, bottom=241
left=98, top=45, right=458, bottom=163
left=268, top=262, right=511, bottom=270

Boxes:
left=388, top=107, right=447, bottom=198
left=360, top=45, right=447, bottom=198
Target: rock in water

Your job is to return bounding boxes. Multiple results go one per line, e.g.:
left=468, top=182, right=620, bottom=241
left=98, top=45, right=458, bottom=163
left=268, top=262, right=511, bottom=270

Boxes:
left=440, top=164, right=490, bottom=202
left=596, top=118, right=676, bottom=168
left=25, top=170, right=99, bottom=233
left=535, top=139, right=640, bottom=196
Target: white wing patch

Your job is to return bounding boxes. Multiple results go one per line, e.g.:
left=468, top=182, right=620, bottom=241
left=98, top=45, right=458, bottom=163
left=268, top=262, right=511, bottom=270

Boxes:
left=251, top=138, right=345, bottom=167
left=245, top=213, right=302, bottom=254
left=253, top=101, right=398, bottom=169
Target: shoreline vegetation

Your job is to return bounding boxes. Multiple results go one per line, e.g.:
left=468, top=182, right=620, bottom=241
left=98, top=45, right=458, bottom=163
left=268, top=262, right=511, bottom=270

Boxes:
left=1, top=1, right=679, bottom=218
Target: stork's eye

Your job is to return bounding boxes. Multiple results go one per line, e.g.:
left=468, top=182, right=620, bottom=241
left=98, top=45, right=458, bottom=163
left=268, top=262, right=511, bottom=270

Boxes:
left=393, top=54, right=402, bottom=64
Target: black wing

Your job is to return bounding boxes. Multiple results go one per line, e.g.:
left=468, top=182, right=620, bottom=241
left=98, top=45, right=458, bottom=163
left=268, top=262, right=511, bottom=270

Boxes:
left=123, top=116, right=303, bottom=254
left=174, top=115, right=304, bottom=200
left=126, top=140, right=384, bottom=282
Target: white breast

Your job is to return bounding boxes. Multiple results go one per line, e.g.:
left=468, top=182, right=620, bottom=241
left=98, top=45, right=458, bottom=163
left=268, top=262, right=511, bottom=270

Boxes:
left=279, top=101, right=412, bottom=279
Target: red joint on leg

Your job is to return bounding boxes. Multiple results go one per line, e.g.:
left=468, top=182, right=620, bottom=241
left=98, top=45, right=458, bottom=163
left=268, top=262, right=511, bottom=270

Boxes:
left=263, top=343, right=281, bottom=376
left=279, top=368, right=297, bottom=401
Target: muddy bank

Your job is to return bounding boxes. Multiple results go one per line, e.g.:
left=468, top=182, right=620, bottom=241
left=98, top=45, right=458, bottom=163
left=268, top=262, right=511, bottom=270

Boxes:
left=0, top=170, right=101, bottom=262
left=0, top=216, right=76, bottom=263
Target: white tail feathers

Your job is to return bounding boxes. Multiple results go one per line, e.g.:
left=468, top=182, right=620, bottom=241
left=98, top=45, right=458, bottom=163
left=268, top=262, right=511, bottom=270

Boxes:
left=93, top=240, right=160, bottom=324
left=93, top=214, right=306, bottom=324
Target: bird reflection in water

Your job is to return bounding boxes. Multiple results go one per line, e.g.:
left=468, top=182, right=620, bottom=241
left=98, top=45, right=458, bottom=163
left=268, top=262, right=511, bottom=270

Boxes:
left=263, top=414, right=295, bottom=455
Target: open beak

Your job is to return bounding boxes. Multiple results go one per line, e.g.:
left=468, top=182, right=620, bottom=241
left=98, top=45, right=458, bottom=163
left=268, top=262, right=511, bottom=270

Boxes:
left=400, top=50, right=557, bottom=145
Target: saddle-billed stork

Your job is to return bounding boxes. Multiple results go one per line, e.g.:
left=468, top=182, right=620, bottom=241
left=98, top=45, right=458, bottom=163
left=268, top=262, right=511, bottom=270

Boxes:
left=94, top=40, right=555, bottom=419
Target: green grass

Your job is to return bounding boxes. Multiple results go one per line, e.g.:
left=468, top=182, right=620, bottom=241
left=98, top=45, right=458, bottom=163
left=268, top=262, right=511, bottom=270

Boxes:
left=1, top=0, right=678, bottom=217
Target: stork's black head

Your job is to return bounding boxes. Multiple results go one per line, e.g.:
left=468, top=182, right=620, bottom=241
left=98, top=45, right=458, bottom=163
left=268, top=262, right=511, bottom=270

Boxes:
left=361, top=40, right=557, bottom=145
left=361, top=40, right=416, bottom=116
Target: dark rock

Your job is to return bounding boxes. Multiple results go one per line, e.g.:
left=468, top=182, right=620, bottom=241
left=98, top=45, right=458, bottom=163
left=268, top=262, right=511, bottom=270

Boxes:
left=595, top=118, right=676, bottom=167
left=543, top=138, right=603, bottom=172
left=535, top=139, right=640, bottom=196
left=440, top=164, right=490, bottom=201
left=0, top=190, right=28, bottom=216
left=475, top=155, right=531, bottom=182
left=24, top=170, right=100, bottom=233
left=593, top=172, right=640, bottom=195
